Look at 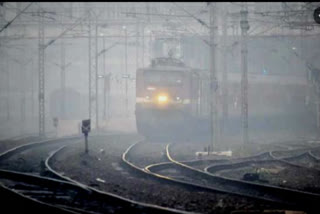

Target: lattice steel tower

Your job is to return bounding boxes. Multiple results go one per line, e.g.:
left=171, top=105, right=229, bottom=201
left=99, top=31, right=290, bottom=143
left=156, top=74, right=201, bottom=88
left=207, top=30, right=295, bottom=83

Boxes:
left=209, top=2, right=219, bottom=151
left=240, top=3, right=249, bottom=144
left=87, top=7, right=98, bottom=130
left=38, top=10, right=45, bottom=137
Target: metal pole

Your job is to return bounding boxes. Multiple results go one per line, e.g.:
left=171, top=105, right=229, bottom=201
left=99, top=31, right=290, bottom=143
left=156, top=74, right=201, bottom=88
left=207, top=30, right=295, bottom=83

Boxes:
left=20, top=66, right=23, bottom=121
left=221, top=4, right=229, bottom=144
left=142, top=24, right=145, bottom=67
left=60, top=39, right=66, bottom=119
left=95, top=19, right=99, bottom=130
left=125, top=27, right=128, bottom=117
left=240, top=3, right=249, bottom=145
left=31, top=60, right=34, bottom=119
left=209, top=3, right=218, bottom=152
left=317, top=85, right=320, bottom=129
left=136, top=20, right=139, bottom=69
left=85, top=134, right=88, bottom=153
left=88, top=12, right=92, bottom=120
left=149, top=31, right=152, bottom=63
left=5, top=53, right=10, bottom=121
left=318, top=101, right=320, bottom=132
left=103, top=36, right=106, bottom=121
left=107, top=74, right=110, bottom=121
left=38, top=11, right=45, bottom=137
left=21, top=63, right=26, bottom=122
left=87, top=8, right=98, bottom=131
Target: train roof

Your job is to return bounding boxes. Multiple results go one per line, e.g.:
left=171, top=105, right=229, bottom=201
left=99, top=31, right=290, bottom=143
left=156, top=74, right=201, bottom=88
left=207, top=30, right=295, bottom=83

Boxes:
left=139, top=57, right=195, bottom=72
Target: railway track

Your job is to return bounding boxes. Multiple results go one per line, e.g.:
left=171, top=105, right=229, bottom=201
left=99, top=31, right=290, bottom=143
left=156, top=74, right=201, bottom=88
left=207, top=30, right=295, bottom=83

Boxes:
left=269, top=149, right=320, bottom=170
left=168, top=140, right=320, bottom=174
left=122, top=142, right=304, bottom=212
left=0, top=133, right=39, bottom=142
left=0, top=136, right=81, bottom=175
left=0, top=133, right=38, bottom=142
left=0, top=135, right=191, bottom=214
left=123, top=141, right=320, bottom=213
left=166, top=144, right=320, bottom=208
left=0, top=133, right=44, bottom=156
left=205, top=146, right=320, bottom=175
left=168, top=139, right=319, bottom=171
left=172, top=144, right=320, bottom=210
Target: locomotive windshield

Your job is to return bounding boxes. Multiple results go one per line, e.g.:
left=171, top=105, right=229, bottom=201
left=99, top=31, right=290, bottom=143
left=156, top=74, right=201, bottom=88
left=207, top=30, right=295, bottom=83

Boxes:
left=144, top=70, right=184, bottom=86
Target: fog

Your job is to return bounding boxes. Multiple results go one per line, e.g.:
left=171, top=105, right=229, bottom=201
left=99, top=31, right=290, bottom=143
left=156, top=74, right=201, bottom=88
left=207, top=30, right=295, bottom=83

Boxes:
left=0, top=2, right=319, bottom=145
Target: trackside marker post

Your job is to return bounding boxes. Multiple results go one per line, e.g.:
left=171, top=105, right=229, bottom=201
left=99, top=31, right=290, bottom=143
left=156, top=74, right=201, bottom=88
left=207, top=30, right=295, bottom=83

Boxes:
left=53, top=117, right=59, bottom=137
left=81, top=119, right=91, bottom=153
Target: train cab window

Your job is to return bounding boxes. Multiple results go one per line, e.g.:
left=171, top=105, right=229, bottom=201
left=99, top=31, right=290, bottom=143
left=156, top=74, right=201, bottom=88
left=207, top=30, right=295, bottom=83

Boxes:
left=143, top=70, right=184, bottom=86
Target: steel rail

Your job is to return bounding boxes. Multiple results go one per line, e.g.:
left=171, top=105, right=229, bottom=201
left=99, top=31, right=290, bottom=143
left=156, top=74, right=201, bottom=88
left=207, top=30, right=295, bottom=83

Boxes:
left=46, top=140, right=193, bottom=214
left=166, top=144, right=320, bottom=212
left=204, top=145, right=320, bottom=173
left=0, top=135, right=81, bottom=162
left=0, top=135, right=192, bottom=214
left=0, top=133, right=40, bottom=142
left=269, top=149, right=320, bottom=172
left=122, top=142, right=295, bottom=209
left=0, top=169, right=89, bottom=214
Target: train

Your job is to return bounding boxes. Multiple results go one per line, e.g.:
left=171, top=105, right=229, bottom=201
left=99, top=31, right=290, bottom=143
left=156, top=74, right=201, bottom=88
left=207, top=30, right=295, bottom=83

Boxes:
left=135, top=57, right=211, bottom=139
left=135, top=56, right=315, bottom=141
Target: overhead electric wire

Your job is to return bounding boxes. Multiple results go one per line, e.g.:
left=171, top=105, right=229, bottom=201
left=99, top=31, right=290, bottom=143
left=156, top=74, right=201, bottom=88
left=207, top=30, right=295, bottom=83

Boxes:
left=0, top=2, right=33, bottom=34
left=97, top=42, right=119, bottom=57
left=44, top=13, right=89, bottom=49
left=250, top=23, right=284, bottom=36
left=172, top=2, right=209, bottom=29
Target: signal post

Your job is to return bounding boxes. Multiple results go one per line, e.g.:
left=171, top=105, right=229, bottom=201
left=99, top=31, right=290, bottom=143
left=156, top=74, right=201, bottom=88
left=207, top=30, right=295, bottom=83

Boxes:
left=82, top=119, right=91, bottom=154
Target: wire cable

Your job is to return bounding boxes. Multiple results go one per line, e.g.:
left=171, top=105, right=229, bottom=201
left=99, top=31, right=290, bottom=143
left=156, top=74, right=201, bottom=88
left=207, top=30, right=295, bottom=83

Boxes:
left=0, top=3, right=33, bottom=34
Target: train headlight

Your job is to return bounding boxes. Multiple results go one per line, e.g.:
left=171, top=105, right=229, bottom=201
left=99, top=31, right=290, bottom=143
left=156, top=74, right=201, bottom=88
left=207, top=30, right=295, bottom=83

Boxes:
left=157, top=95, right=168, bottom=104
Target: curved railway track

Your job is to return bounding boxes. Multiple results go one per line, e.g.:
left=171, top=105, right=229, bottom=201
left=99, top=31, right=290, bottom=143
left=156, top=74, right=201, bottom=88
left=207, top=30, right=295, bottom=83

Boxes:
left=204, top=146, right=320, bottom=175
left=123, top=141, right=320, bottom=213
left=269, top=149, right=320, bottom=170
left=0, top=133, right=40, bottom=142
left=169, top=143, right=320, bottom=210
left=122, top=142, right=299, bottom=212
left=0, top=135, right=191, bottom=214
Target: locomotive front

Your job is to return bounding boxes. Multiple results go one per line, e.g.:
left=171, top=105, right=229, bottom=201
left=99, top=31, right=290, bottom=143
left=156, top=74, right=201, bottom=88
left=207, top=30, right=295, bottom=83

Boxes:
left=135, top=58, right=198, bottom=137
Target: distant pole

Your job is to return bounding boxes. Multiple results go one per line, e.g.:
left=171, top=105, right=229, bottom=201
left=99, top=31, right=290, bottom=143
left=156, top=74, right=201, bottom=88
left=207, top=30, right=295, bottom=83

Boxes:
left=107, top=74, right=111, bottom=121
left=136, top=20, right=139, bottom=70
left=31, top=60, right=34, bottom=119
left=103, top=36, right=107, bottom=121
left=209, top=2, right=219, bottom=152
left=87, top=7, right=98, bottom=131
left=60, top=39, right=66, bottom=119
left=82, top=119, right=91, bottom=154
left=240, top=3, right=249, bottom=144
left=5, top=54, right=10, bottom=121
left=221, top=4, right=229, bottom=144
left=142, top=24, right=145, bottom=67
left=38, top=10, right=45, bottom=137
left=95, top=19, right=99, bottom=130
left=88, top=11, right=92, bottom=121
left=316, top=83, right=320, bottom=129
left=318, top=91, right=320, bottom=131
left=124, top=26, right=128, bottom=117
left=85, top=133, right=88, bottom=153
left=21, top=63, right=26, bottom=122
